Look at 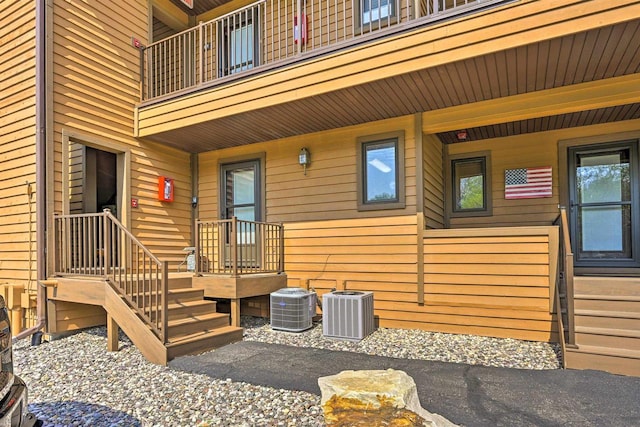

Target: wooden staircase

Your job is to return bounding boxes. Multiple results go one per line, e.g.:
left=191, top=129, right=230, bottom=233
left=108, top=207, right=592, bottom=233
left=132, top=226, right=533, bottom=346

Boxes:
left=565, top=277, right=640, bottom=376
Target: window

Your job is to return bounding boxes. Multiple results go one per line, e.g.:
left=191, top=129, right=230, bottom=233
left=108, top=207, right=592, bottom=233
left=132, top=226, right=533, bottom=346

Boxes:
left=357, top=0, right=397, bottom=30
left=218, top=10, right=259, bottom=76
left=447, top=152, right=492, bottom=217
left=357, top=132, right=405, bottom=211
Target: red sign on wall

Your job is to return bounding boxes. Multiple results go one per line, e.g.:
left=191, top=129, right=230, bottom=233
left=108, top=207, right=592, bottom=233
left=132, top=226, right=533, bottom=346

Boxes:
left=180, top=0, right=194, bottom=8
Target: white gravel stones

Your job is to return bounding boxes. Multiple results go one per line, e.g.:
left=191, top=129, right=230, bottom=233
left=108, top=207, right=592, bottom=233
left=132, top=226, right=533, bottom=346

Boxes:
left=13, top=328, right=324, bottom=426
left=242, top=317, right=562, bottom=370
left=13, top=317, right=560, bottom=425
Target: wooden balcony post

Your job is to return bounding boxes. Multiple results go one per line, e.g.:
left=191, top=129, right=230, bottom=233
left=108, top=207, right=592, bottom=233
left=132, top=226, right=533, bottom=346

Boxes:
left=279, top=223, right=285, bottom=273
left=194, top=219, right=201, bottom=274
left=161, top=260, right=169, bottom=343
left=296, top=0, right=302, bottom=55
left=103, top=209, right=111, bottom=277
left=198, top=22, right=204, bottom=86
left=231, top=216, right=238, bottom=277
left=52, top=213, right=59, bottom=274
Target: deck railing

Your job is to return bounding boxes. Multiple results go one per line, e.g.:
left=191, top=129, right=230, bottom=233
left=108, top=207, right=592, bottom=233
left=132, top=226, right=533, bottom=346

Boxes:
left=53, top=210, right=169, bottom=343
left=553, top=207, right=575, bottom=347
left=195, top=217, right=284, bottom=276
left=142, top=0, right=497, bottom=100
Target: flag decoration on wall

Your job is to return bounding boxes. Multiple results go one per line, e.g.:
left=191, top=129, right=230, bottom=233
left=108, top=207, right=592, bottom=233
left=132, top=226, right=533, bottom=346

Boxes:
left=504, top=166, right=552, bottom=199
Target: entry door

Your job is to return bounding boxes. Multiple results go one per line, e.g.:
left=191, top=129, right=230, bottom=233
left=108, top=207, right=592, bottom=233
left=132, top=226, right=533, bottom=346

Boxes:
left=569, top=142, right=639, bottom=267
left=220, top=160, right=262, bottom=267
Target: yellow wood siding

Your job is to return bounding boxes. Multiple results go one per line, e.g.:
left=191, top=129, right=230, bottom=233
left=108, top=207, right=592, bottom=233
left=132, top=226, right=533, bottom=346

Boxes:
left=423, top=133, right=443, bottom=229
left=52, top=0, right=191, bottom=260
left=423, top=226, right=557, bottom=341
left=138, top=0, right=640, bottom=137
left=198, top=115, right=417, bottom=222
left=0, top=0, right=37, bottom=289
left=445, top=120, right=640, bottom=228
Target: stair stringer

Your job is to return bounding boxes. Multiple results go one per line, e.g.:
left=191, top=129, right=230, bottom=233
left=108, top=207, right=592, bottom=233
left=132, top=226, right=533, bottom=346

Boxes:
left=103, top=281, right=168, bottom=366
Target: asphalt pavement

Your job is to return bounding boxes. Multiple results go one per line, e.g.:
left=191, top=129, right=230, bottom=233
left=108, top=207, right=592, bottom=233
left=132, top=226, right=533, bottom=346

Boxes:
left=170, top=341, right=640, bottom=426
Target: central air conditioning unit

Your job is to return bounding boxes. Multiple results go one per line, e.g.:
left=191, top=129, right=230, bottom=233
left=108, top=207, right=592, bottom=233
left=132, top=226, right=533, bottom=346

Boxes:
left=323, top=291, right=375, bottom=341
left=270, top=288, right=317, bottom=332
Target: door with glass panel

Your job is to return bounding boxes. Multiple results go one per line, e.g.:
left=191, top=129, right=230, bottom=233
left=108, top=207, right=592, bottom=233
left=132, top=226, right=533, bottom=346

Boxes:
left=220, top=160, right=261, bottom=269
left=569, top=142, right=639, bottom=267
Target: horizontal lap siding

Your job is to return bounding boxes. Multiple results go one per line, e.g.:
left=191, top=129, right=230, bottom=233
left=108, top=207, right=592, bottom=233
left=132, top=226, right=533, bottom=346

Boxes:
left=422, top=228, right=556, bottom=341
left=51, top=0, right=191, bottom=332
left=285, top=215, right=419, bottom=315
left=53, top=0, right=191, bottom=264
left=423, top=133, right=444, bottom=229
left=0, top=1, right=36, bottom=289
left=447, top=133, right=559, bottom=228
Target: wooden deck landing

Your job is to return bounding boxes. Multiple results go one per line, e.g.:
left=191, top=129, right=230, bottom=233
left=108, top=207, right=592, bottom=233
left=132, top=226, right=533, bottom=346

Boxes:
left=192, top=273, right=287, bottom=326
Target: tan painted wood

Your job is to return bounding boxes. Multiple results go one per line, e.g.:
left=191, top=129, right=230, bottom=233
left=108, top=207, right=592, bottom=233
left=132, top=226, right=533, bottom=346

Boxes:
left=104, top=284, right=168, bottom=365
left=107, top=314, right=119, bottom=352
left=138, top=0, right=640, bottom=135
left=192, top=274, right=286, bottom=299
left=230, top=299, right=240, bottom=328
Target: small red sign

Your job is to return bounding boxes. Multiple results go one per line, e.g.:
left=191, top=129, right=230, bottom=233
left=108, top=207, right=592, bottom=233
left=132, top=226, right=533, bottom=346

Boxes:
left=131, top=198, right=139, bottom=208
left=180, top=0, right=194, bottom=8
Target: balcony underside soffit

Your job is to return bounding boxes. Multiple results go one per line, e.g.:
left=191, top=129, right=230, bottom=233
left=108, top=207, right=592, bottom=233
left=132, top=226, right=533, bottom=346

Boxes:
left=145, top=18, right=640, bottom=153
left=168, top=0, right=228, bottom=15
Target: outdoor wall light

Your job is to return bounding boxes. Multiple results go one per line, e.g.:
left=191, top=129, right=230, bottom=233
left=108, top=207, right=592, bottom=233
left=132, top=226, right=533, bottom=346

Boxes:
left=299, top=147, right=311, bottom=175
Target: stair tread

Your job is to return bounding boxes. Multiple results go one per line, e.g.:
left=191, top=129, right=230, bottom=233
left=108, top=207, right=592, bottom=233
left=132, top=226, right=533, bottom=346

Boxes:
left=575, top=325, right=640, bottom=338
left=575, top=309, right=640, bottom=319
left=167, top=325, right=243, bottom=346
left=567, top=344, right=640, bottom=359
left=168, top=312, right=228, bottom=327
left=574, top=294, right=640, bottom=302
left=168, top=300, right=216, bottom=310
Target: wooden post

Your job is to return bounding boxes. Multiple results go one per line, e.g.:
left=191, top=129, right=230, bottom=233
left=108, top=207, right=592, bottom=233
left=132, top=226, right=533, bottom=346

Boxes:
left=161, top=261, right=169, bottom=343
left=194, top=219, right=200, bottom=274
left=103, top=210, right=111, bottom=277
left=198, top=22, right=204, bottom=86
left=230, top=298, right=240, bottom=327
left=107, top=314, right=119, bottom=352
left=231, top=217, right=238, bottom=277
left=278, top=223, right=285, bottom=273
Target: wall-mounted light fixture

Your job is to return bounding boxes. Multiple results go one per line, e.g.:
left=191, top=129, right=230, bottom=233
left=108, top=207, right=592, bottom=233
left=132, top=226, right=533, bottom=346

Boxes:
left=299, top=147, right=311, bottom=175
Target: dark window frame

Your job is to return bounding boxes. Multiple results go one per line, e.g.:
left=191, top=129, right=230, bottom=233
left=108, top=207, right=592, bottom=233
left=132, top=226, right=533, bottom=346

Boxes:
left=356, top=131, right=405, bottom=211
left=445, top=151, right=492, bottom=218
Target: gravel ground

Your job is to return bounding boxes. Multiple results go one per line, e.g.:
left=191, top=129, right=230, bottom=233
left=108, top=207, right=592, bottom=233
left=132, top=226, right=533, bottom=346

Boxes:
left=13, top=317, right=561, bottom=426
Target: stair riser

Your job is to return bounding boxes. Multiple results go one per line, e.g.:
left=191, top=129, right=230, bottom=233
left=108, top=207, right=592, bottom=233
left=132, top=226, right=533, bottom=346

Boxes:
left=565, top=350, right=640, bottom=376
left=575, top=333, right=640, bottom=351
left=133, top=291, right=204, bottom=306
left=148, top=303, right=218, bottom=322
left=167, top=277, right=194, bottom=290
left=573, top=277, right=640, bottom=297
left=574, top=299, right=640, bottom=314
left=575, top=315, right=640, bottom=331
left=167, top=329, right=244, bottom=360
left=168, top=317, right=230, bottom=339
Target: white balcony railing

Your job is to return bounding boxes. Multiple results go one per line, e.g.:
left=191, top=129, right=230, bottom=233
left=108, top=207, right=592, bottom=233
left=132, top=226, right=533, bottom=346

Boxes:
left=141, top=0, right=499, bottom=101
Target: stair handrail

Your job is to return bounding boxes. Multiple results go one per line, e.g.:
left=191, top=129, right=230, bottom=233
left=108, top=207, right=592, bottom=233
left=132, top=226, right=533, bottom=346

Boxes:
left=52, top=210, right=168, bottom=343
left=102, top=209, right=168, bottom=343
left=553, top=207, right=575, bottom=347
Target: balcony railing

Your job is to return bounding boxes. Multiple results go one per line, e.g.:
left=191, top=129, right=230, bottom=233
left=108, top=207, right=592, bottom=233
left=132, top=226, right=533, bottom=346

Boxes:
left=195, top=217, right=285, bottom=276
left=141, top=0, right=498, bottom=100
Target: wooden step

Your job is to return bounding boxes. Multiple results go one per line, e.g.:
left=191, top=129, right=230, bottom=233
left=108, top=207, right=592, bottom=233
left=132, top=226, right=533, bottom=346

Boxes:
left=575, top=309, right=640, bottom=330
left=574, top=276, right=640, bottom=297
left=574, top=326, right=640, bottom=351
left=167, top=276, right=194, bottom=290
left=167, top=312, right=230, bottom=339
left=147, top=300, right=218, bottom=322
left=166, top=326, right=244, bottom=360
left=574, top=295, right=640, bottom=314
left=132, top=288, right=204, bottom=306
left=565, top=345, right=640, bottom=376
